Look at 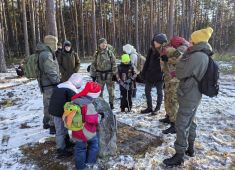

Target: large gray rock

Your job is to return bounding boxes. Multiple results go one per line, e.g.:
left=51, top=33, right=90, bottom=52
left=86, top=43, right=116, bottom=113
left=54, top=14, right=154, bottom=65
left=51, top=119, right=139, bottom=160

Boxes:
left=93, top=97, right=117, bottom=158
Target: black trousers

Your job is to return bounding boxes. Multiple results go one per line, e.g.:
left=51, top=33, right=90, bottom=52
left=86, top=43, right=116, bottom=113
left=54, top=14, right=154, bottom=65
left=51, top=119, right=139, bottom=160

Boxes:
left=145, top=81, right=164, bottom=109
left=120, top=86, right=132, bottom=110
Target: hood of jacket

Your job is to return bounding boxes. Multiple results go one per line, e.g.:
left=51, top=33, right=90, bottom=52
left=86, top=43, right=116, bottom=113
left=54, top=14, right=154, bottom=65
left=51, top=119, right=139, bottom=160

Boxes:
left=72, top=96, right=94, bottom=106
left=36, top=42, right=51, bottom=53
left=188, top=42, right=213, bottom=56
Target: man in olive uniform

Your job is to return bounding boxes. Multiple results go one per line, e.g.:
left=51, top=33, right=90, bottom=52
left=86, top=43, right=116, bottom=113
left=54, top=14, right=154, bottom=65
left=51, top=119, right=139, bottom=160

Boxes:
left=90, top=38, right=117, bottom=109
left=57, top=40, right=80, bottom=82
left=161, top=37, right=190, bottom=134
left=37, top=35, right=61, bottom=134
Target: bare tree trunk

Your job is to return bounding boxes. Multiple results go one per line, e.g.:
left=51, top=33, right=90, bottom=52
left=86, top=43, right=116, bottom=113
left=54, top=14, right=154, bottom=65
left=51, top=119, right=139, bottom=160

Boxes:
left=80, top=0, right=85, bottom=58
left=22, top=0, right=30, bottom=58
left=59, top=0, right=66, bottom=41
left=4, top=0, right=15, bottom=51
left=168, top=0, right=175, bottom=39
left=150, top=0, right=153, bottom=40
left=30, top=0, right=36, bottom=52
left=35, top=0, right=41, bottom=43
left=74, top=1, right=79, bottom=53
left=91, top=0, right=97, bottom=54
left=135, top=0, right=139, bottom=51
left=111, top=0, right=116, bottom=47
left=45, top=0, right=58, bottom=37
left=0, top=23, right=7, bottom=73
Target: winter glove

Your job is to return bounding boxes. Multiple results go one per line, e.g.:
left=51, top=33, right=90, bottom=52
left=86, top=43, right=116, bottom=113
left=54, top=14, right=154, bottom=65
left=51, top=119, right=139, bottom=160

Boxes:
left=161, top=55, right=168, bottom=62
left=91, top=76, right=96, bottom=82
left=98, top=112, right=105, bottom=119
left=87, top=65, right=91, bottom=72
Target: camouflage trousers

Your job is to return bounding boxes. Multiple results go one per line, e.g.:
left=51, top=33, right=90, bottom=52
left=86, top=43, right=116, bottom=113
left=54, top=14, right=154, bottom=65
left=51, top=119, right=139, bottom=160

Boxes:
left=96, top=74, right=115, bottom=104
left=164, top=81, right=179, bottom=123
left=42, top=87, right=55, bottom=126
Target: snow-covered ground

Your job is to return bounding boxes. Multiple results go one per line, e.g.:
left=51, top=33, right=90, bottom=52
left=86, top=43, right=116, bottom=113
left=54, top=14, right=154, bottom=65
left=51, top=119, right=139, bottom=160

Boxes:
left=0, top=63, right=234, bottom=169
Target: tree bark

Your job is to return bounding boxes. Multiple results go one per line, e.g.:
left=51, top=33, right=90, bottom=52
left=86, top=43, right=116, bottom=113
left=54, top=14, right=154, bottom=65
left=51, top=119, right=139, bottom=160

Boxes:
left=45, top=0, right=58, bottom=37
left=91, top=0, right=97, bottom=54
left=59, top=0, right=66, bottom=41
left=168, top=0, right=175, bottom=39
left=0, top=23, right=7, bottom=73
left=30, top=0, right=37, bottom=52
left=135, top=0, right=139, bottom=51
left=22, top=0, right=30, bottom=58
left=80, top=0, right=85, bottom=58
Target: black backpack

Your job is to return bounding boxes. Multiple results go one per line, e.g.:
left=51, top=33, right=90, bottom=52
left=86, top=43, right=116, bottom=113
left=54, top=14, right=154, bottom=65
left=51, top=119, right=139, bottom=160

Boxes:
left=193, top=50, right=219, bottom=97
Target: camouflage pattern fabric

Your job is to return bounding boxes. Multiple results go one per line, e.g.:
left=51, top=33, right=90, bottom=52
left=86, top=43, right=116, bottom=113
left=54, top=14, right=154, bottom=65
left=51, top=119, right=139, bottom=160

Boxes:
left=43, top=87, right=55, bottom=126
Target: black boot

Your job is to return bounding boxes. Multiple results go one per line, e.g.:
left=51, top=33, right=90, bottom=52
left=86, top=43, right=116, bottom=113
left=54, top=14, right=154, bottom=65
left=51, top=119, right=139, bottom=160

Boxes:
left=110, top=103, right=114, bottom=110
left=56, top=149, right=73, bottom=159
left=151, top=103, right=161, bottom=115
left=185, top=141, right=195, bottom=157
left=159, top=115, right=171, bottom=124
left=163, top=153, right=184, bottom=167
left=141, top=108, right=153, bottom=114
left=43, top=124, right=50, bottom=129
left=162, top=123, right=176, bottom=134
left=49, top=126, right=56, bottom=135
left=65, top=134, right=75, bottom=149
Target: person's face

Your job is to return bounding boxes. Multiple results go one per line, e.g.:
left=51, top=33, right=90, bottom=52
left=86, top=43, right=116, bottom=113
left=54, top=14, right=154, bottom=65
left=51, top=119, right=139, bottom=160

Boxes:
left=154, top=41, right=161, bottom=49
left=99, top=42, right=107, bottom=50
left=58, top=45, right=62, bottom=49
left=65, top=46, right=71, bottom=52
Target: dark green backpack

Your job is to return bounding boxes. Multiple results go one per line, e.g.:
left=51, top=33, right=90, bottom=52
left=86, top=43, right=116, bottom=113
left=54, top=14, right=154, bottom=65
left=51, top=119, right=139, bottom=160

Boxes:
left=24, top=53, right=40, bottom=79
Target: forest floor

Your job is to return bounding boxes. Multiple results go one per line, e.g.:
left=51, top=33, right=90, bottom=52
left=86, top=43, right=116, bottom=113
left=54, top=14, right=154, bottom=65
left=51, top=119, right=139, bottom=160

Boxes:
left=0, top=62, right=235, bottom=170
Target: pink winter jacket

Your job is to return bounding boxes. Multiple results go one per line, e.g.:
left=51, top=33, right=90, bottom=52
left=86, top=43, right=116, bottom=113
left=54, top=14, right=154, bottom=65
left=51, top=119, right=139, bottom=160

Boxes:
left=71, top=96, right=99, bottom=142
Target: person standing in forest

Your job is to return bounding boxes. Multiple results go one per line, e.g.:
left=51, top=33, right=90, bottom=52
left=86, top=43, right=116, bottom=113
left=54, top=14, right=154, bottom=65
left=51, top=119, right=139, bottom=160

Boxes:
left=37, top=35, right=60, bottom=134
left=57, top=40, right=81, bottom=82
left=163, top=27, right=213, bottom=166
left=90, top=38, right=117, bottom=110
left=122, top=44, right=145, bottom=97
left=160, top=36, right=190, bottom=134
left=141, top=33, right=166, bottom=115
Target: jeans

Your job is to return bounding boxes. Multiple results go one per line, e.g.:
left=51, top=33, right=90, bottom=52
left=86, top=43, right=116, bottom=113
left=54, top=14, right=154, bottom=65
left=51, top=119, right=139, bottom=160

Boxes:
left=145, top=81, right=163, bottom=109
left=74, top=135, right=99, bottom=170
left=54, top=116, right=68, bottom=150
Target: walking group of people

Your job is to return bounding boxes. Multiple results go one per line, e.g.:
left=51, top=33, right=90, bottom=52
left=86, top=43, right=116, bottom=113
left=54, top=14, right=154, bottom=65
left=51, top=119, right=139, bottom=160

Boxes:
left=33, top=25, right=214, bottom=169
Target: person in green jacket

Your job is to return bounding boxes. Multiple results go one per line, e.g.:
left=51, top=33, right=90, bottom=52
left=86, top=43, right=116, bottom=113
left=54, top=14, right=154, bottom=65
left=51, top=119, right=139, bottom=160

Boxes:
left=57, top=40, right=81, bottom=82
left=90, top=38, right=117, bottom=109
left=163, top=27, right=213, bottom=167
left=37, top=35, right=61, bottom=134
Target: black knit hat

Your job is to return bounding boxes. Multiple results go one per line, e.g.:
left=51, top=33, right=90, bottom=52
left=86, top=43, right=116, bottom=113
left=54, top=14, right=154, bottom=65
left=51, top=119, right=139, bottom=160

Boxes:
left=64, top=40, right=71, bottom=47
left=153, top=33, right=168, bottom=44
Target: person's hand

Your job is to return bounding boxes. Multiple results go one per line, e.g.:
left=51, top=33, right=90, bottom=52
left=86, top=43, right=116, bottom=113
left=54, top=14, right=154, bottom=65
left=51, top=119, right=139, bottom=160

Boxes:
left=161, top=55, right=168, bottom=62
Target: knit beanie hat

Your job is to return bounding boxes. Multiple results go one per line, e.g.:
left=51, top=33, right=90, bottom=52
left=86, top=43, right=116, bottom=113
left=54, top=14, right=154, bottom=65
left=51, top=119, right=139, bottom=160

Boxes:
left=191, top=27, right=213, bottom=44
left=98, top=38, right=107, bottom=45
left=68, top=73, right=83, bottom=89
left=71, top=81, right=101, bottom=100
left=153, top=33, right=168, bottom=44
left=123, top=44, right=134, bottom=54
left=121, top=54, right=130, bottom=63
left=44, top=35, right=58, bottom=51
left=170, top=36, right=187, bottom=48
left=64, top=40, right=72, bottom=47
